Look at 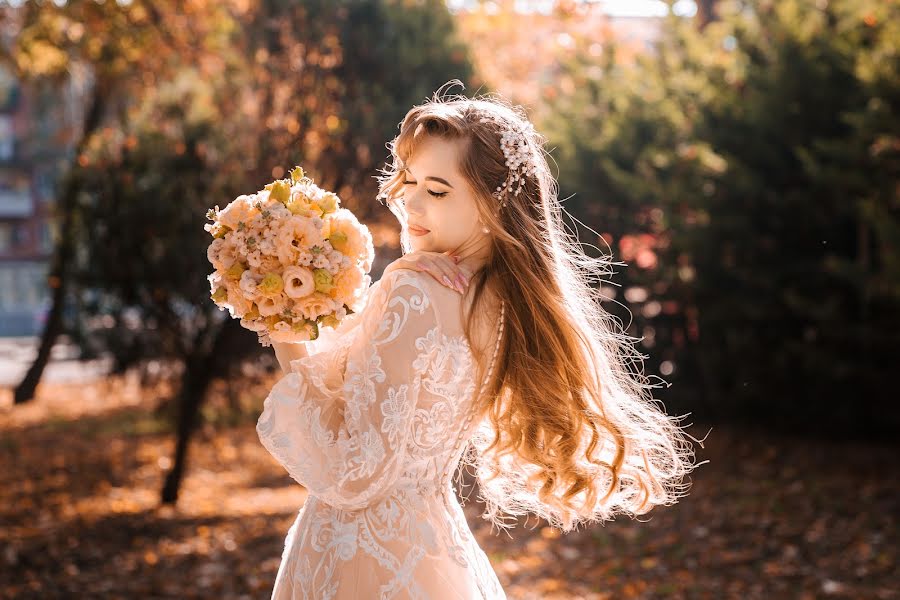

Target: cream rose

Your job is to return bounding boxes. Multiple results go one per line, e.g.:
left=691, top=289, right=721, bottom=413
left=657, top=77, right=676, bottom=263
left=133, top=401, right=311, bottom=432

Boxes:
left=206, top=238, right=240, bottom=271
left=257, top=292, right=287, bottom=317
left=240, top=316, right=268, bottom=332
left=239, top=269, right=263, bottom=301
left=223, top=280, right=252, bottom=317
left=327, top=208, right=368, bottom=258
left=296, top=291, right=333, bottom=320
left=332, top=265, right=364, bottom=303
left=326, top=209, right=374, bottom=271
left=282, top=265, right=316, bottom=299
left=217, top=195, right=260, bottom=230
left=277, top=215, right=325, bottom=265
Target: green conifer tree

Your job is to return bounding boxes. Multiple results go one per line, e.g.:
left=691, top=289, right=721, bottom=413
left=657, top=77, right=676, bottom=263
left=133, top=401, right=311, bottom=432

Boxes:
left=545, top=0, right=898, bottom=435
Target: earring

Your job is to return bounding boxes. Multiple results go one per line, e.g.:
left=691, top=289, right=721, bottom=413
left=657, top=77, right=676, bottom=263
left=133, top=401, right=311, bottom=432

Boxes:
left=481, top=226, right=489, bottom=234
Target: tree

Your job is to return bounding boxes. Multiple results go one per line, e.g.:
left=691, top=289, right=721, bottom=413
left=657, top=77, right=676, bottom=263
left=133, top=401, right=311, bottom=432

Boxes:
left=1, top=0, right=234, bottom=404
left=14, top=0, right=480, bottom=504
left=235, top=0, right=478, bottom=219
left=545, top=0, right=899, bottom=436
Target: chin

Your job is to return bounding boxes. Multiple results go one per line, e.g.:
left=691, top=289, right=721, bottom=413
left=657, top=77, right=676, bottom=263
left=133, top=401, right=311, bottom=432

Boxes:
left=405, top=236, right=424, bottom=253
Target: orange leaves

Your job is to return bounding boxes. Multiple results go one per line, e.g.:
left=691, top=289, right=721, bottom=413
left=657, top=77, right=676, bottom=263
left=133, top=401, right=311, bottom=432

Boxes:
left=2, top=372, right=897, bottom=597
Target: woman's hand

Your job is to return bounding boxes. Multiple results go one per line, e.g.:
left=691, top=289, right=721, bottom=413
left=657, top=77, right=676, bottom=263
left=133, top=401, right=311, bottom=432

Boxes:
left=384, top=250, right=472, bottom=294
left=272, top=340, right=309, bottom=376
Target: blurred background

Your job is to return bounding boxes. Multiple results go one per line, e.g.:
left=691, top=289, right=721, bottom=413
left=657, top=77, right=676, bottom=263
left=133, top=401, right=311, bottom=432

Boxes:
left=0, top=0, right=896, bottom=598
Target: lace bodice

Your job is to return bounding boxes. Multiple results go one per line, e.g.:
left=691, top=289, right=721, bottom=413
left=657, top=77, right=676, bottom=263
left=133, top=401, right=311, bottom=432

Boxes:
left=256, top=268, right=506, bottom=599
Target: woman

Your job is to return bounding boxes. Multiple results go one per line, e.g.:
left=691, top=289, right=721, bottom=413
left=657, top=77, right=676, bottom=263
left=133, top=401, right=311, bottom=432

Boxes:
left=257, top=81, right=701, bottom=599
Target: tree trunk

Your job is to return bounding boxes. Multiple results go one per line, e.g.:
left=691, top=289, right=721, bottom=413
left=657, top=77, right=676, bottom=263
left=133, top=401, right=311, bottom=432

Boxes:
left=14, top=79, right=107, bottom=404
left=160, top=318, right=243, bottom=504
left=160, top=353, right=210, bottom=504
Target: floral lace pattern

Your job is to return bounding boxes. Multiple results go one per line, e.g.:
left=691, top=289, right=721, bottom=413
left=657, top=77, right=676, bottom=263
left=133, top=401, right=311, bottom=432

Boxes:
left=257, top=269, right=506, bottom=599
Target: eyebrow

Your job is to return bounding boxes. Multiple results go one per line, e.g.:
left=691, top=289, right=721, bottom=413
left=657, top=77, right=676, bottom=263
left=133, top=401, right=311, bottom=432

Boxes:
left=403, top=167, right=454, bottom=189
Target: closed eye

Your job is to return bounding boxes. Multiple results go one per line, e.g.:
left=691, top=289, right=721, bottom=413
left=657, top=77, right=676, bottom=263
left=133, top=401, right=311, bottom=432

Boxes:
left=402, top=180, right=448, bottom=198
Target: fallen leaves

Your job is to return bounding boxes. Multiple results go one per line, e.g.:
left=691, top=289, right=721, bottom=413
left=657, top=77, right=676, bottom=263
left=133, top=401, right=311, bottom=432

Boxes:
left=1, top=372, right=898, bottom=599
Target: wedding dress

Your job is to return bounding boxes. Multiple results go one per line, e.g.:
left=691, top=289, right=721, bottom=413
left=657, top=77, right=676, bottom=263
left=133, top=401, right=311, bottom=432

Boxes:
left=256, top=267, right=507, bottom=599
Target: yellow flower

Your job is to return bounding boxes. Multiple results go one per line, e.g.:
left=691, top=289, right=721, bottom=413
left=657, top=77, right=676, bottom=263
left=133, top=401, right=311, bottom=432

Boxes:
left=288, top=319, right=319, bottom=341
left=244, top=303, right=260, bottom=320
left=258, top=272, right=284, bottom=296
left=328, top=230, right=348, bottom=253
left=312, top=268, right=334, bottom=294
left=285, top=197, right=312, bottom=216
left=318, top=314, right=340, bottom=329
left=225, top=262, right=245, bottom=281
left=317, top=192, right=339, bottom=214
left=266, top=179, right=291, bottom=205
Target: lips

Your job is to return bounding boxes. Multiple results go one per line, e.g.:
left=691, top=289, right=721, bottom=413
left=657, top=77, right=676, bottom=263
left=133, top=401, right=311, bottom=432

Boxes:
left=408, top=224, right=430, bottom=234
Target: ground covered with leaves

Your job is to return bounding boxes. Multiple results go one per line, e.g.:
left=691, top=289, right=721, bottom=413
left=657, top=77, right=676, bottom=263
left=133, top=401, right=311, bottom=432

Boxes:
left=1, top=372, right=896, bottom=599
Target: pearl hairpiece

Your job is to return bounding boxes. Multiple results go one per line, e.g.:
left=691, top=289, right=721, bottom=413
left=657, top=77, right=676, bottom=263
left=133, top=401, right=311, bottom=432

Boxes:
left=479, top=116, right=538, bottom=208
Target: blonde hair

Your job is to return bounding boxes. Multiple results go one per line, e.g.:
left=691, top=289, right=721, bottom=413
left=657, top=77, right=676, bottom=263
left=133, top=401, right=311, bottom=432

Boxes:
left=376, top=81, right=705, bottom=533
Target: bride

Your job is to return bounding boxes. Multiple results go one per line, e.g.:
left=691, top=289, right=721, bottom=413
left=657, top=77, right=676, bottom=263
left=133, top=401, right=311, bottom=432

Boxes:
left=256, top=81, right=700, bottom=599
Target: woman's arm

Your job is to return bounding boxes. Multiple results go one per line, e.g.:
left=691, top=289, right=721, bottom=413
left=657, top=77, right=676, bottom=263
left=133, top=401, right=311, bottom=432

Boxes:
left=256, top=269, right=439, bottom=511
left=272, top=341, right=309, bottom=376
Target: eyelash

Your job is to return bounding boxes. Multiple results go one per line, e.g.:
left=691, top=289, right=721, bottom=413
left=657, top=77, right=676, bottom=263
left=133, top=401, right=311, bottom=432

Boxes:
left=402, top=180, right=447, bottom=198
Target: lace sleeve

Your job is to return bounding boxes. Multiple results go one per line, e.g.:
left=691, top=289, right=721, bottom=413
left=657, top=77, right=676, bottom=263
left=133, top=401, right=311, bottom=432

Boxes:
left=256, top=269, right=439, bottom=511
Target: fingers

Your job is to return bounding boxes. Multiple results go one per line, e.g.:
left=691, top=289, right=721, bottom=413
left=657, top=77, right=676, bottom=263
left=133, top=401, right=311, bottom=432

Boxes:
left=423, top=258, right=458, bottom=293
left=421, top=255, right=470, bottom=294
left=436, top=256, right=468, bottom=294
left=391, top=251, right=472, bottom=294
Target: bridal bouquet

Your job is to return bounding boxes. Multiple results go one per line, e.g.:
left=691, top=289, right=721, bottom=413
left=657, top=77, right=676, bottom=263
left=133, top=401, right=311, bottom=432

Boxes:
left=205, top=166, right=374, bottom=346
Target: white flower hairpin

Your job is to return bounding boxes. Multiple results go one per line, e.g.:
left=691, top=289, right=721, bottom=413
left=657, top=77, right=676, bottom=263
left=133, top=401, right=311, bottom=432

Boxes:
left=480, top=116, right=538, bottom=208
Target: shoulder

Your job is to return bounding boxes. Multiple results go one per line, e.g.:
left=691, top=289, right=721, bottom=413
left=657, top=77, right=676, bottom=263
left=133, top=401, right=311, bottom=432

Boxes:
left=378, top=267, right=456, bottom=306
left=375, top=267, right=460, bottom=330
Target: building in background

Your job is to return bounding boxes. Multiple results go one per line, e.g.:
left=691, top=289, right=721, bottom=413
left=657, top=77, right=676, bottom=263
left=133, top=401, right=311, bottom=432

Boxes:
left=0, top=65, right=82, bottom=337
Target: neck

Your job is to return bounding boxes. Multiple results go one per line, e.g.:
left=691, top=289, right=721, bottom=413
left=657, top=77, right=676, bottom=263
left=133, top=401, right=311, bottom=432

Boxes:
left=452, top=234, right=492, bottom=273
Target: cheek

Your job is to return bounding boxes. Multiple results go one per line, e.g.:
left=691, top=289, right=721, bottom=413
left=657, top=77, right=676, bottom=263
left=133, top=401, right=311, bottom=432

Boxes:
left=451, top=207, right=480, bottom=237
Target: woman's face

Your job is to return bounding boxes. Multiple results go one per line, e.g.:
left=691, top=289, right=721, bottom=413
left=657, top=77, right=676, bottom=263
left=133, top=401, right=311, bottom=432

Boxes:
left=399, top=135, right=484, bottom=256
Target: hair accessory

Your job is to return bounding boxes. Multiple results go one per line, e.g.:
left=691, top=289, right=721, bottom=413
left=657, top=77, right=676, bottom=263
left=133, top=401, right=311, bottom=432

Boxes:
left=479, top=116, right=538, bottom=208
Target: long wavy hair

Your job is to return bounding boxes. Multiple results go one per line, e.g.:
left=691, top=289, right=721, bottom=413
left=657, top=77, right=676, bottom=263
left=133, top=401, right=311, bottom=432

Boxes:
left=375, top=81, right=704, bottom=533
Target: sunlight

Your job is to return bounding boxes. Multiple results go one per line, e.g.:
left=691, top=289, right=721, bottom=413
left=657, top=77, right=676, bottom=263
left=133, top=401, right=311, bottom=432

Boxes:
left=446, top=0, right=697, bottom=17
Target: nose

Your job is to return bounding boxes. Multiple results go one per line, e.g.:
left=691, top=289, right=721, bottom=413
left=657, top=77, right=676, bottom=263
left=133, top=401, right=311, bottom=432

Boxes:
left=403, top=188, right=425, bottom=218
